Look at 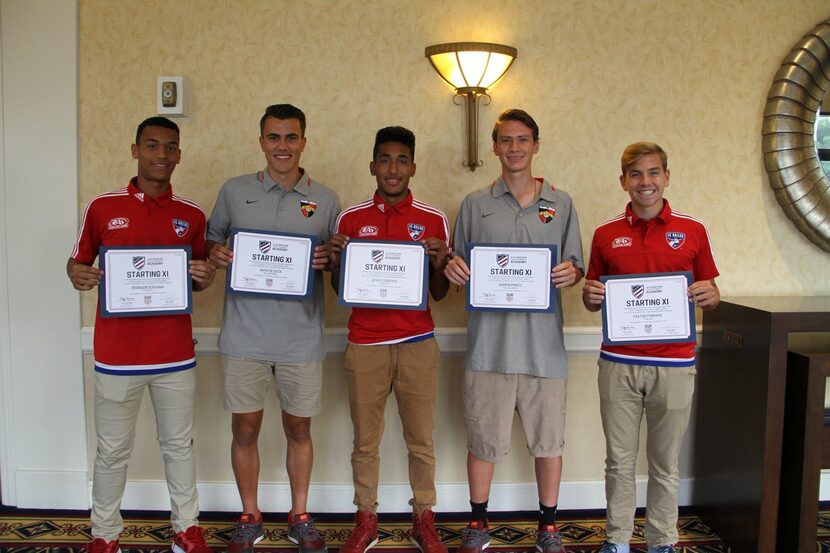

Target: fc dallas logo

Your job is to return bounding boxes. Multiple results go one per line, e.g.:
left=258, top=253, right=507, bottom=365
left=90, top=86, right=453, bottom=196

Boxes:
left=301, top=200, right=317, bottom=218
left=666, top=231, right=686, bottom=250
left=539, top=206, right=555, bottom=224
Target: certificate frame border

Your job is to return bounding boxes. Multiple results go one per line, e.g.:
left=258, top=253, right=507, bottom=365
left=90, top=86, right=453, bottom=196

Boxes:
left=338, top=239, right=429, bottom=311
left=465, top=242, right=558, bottom=313
left=226, top=227, right=319, bottom=301
left=98, top=245, right=193, bottom=318
left=599, top=271, right=696, bottom=346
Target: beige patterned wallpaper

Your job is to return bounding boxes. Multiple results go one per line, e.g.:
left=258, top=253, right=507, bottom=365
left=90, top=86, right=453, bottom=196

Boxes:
left=77, top=0, right=830, bottom=491
left=79, top=1, right=830, bottom=329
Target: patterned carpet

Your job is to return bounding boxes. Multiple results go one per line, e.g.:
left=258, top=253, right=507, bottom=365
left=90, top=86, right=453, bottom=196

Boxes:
left=0, top=508, right=738, bottom=552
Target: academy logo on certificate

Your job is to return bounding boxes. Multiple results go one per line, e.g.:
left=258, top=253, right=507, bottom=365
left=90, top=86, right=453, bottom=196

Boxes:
left=301, top=200, right=317, bottom=218
left=144, top=295, right=152, bottom=305
left=539, top=205, right=556, bottom=223
left=372, top=250, right=384, bottom=263
left=666, top=231, right=686, bottom=249
left=496, top=253, right=509, bottom=268
left=408, top=223, right=425, bottom=240
left=631, top=284, right=644, bottom=299
left=259, top=241, right=271, bottom=254
left=172, top=218, right=190, bottom=237
left=133, top=256, right=146, bottom=270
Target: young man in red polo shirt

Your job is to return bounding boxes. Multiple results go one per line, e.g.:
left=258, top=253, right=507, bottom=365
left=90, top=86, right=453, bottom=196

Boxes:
left=329, top=126, right=450, bottom=553
left=582, top=142, right=719, bottom=553
left=68, top=117, right=216, bottom=553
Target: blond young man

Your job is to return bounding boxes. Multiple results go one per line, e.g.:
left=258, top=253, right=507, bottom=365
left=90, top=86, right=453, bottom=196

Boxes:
left=582, top=142, right=719, bottom=553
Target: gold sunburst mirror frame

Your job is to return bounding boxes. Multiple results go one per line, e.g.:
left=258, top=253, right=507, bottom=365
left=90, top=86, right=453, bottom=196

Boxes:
left=763, top=19, right=830, bottom=252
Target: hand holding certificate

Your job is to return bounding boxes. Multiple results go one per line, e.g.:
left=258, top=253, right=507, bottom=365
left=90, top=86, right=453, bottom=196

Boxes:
left=466, top=243, right=557, bottom=312
left=99, top=246, right=192, bottom=317
left=338, top=240, right=428, bottom=310
left=227, top=228, right=317, bottom=299
left=600, top=272, right=696, bottom=345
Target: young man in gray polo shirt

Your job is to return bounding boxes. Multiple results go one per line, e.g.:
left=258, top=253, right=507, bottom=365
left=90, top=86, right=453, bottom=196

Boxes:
left=444, top=109, right=584, bottom=553
left=206, top=104, right=340, bottom=553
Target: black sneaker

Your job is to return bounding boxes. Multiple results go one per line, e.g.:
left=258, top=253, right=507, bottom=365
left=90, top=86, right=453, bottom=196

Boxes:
left=227, top=513, right=264, bottom=553
left=458, top=521, right=490, bottom=553
left=287, top=512, right=327, bottom=553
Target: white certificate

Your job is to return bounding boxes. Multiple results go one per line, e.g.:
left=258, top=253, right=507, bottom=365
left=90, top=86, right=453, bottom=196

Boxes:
left=99, top=246, right=191, bottom=317
left=466, top=244, right=557, bottom=312
left=228, top=229, right=316, bottom=298
left=601, top=272, right=696, bottom=345
left=339, top=240, right=428, bottom=310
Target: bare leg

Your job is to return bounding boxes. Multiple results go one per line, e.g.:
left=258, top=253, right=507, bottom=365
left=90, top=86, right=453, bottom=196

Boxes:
left=283, top=411, right=313, bottom=516
left=535, top=456, right=563, bottom=507
left=231, top=411, right=264, bottom=518
left=467, top=452, right=495, bottom=503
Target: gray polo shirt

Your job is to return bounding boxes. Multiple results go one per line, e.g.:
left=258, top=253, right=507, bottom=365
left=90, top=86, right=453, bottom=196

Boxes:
left=207, top=169, right=340, bottom=363
left=451, top=177, right=584, bottom=379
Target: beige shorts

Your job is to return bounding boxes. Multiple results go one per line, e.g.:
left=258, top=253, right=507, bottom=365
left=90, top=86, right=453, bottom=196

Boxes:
left=221, top=355, right=323, bottom=417
left=464, top=370, right=567, bottom=462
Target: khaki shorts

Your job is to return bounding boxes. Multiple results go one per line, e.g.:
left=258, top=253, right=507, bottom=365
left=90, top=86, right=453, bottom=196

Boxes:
left=221, top=355, right=323, bottom=417
left=464, top=370, right=567, bottom=462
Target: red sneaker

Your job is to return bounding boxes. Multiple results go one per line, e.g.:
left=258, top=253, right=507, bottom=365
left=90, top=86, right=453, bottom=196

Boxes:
left=411, top=509, right=447, bottom=553
left=340, top=511, right=378, bottom=553
left=173, top=525, right=213, bottom=553
left=86, top=537, right=121, bottom=553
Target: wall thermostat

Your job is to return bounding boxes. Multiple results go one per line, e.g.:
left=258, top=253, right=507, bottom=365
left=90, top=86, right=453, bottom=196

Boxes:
left=157, top=76, right=187, bottom=117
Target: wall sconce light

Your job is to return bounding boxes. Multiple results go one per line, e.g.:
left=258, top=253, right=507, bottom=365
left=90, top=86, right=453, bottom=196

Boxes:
left=425, top=42, right=517, bottom=171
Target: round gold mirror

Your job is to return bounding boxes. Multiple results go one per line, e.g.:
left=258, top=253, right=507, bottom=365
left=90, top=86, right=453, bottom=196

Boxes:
left=763, top=19, right=830, bottom=252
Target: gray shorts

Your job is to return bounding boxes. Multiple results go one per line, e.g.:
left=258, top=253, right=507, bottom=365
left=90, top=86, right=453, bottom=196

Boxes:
left=221, top=355, right=323, bottom=417
left=464, top=369, right=567, bottom=462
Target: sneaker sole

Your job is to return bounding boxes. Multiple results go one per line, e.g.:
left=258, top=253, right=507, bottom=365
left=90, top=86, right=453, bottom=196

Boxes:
left=458, top=540, right=490, bottom=553
left=225, top=533, right=265, bottom=553
left=411, top=537, right=448, bottom=553
left=356, top=536, right=379, bottom=553
left=286, top=535, right=329, bottom=553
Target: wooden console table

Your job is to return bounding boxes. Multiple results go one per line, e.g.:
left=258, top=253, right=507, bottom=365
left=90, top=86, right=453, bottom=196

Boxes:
left=693, top=297, right=830, bottom=553
left=778, top=349, right=830, bottom=552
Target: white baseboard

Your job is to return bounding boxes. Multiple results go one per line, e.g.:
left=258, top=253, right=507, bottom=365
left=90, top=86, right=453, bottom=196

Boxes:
left=113, top=478, right=696, bottom=513
left=15, top=469, right=90, bottom=509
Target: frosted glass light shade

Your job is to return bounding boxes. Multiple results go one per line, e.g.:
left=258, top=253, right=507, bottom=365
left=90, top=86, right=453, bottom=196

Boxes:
left=425, top=42, right=517, bottom=90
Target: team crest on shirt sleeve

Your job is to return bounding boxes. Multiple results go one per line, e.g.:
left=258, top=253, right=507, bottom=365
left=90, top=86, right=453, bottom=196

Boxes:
left=538, top=206, right=556, bottom=223
left=665, top=231, right=686, bottom=249
left=172, top=219, right=190, bottom=237
left=301, top=200, right=317, bottom=218
left=407, top=223, right=425, bottom=240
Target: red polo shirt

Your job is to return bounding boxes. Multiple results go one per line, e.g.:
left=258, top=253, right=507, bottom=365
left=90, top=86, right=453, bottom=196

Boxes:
left=335, top=191, right=449, bottom=344
left=586, top=200, right=719, bottom=366
left=71, top=178, right=207, bottom=374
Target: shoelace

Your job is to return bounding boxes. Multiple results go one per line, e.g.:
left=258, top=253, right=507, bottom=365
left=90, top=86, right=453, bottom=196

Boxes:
left=460, top=526, right=488, bottom=545
left=293, top=518, right=321, bottom=541
left=181, top=526, right=205, bottom=543
left=415, top=518, right=443, bottom=548
left=231, top=521, right=261, bottom=543
left=349, top=519, right=377, bottom=544
left=537, top=529, right=563, bottom=550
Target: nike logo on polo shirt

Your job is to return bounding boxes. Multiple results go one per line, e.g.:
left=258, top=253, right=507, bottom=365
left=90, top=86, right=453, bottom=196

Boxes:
left=246, top=200, right=259, bottom=204
left=481, top=212, right=494, bottom=218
